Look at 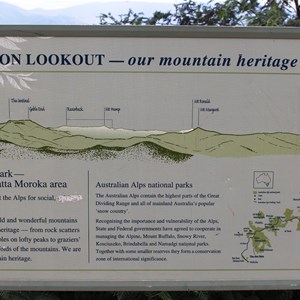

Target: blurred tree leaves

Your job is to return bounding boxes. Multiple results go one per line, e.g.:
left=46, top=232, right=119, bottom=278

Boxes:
left=98, top=0, right=300, bottom=26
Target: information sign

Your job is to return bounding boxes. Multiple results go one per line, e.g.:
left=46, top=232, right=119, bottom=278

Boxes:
left=0, top=26, right=299, bottom=290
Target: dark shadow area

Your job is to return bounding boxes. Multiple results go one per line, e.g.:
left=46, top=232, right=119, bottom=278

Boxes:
left=2, top=290, right=300, bottom=300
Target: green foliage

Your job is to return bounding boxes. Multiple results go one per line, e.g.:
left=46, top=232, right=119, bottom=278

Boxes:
left=98, top=0, right=300, bottom=26
left=98, top=9, right=149, bottom=25
left=0, top=292, right=59, bottom=300
left=113, top=291, right=208, bottom=300
left=246, top=0, right=290, bottom=25
left=1, top=290, right=300, bottom=300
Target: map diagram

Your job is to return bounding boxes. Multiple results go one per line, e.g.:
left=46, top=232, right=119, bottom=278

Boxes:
left=253, top=171, right=274, bottom=189
left=233, top=208, right=300, bottom=264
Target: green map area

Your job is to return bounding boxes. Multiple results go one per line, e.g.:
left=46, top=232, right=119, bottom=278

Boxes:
left=241, top=209, right=300, bottom=262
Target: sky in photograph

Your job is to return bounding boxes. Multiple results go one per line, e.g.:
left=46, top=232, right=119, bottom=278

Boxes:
left=1, top=0, right=177, bottom=10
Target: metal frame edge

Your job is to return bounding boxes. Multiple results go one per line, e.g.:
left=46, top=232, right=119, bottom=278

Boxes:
left=0, top=25, right=300, bottom=38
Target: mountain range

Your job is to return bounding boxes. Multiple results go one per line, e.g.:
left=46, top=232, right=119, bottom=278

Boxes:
left=1, top=120, right=300, bottom=163
left=0, top=1, right=175, bottom=25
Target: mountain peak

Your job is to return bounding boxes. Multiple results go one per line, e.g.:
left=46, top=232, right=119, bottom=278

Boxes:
left=1, top=119, right=45, bottom=134
left=0, top=1, right=174, bottom=25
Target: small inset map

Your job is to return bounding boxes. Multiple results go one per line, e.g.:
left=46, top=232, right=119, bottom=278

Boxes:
left=235, top=208, right=300, bottom=264
left=253, top=171, right=274, bottom=189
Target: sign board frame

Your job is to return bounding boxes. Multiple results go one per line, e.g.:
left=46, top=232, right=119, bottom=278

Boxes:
left=0, top=26, right=299, bottom=290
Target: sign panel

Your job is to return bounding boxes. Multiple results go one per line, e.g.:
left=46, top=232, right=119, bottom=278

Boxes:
left=0, top=27, right=299, bottom=289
